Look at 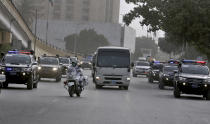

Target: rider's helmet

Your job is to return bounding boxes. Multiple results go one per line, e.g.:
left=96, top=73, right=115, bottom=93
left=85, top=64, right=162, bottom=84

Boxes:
left=71, top=59, right=77, bottom=67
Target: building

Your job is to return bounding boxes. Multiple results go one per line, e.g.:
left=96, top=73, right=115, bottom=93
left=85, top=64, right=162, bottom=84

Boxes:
left=14, top=0, right=120, bottom=23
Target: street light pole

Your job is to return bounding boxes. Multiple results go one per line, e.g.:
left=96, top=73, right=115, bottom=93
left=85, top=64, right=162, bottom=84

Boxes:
left=34, top=9, right=38, bottom=53
left=45, top=1, right=50, bottom=43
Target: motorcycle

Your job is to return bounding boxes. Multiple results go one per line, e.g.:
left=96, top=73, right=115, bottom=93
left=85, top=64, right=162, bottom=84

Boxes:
left=0, top=74, right=6, bottom=94
left=64, top=73, right=88, bottom=97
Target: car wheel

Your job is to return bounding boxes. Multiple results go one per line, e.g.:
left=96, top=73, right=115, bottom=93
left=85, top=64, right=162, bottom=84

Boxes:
left=95, top=84, right=101, bottom=89
left=205, top=90, right=210, bottom=100
left=159, top=79, right=164, bottom=89
left=174, top=86, right=181, bottom=98
left=27, top=75, right=33, bottom=90
left=33, top=82, right=38, bottom=88
left=3, top=81, right=8, bottom=88
left=124, top=86, right=129, bottom=90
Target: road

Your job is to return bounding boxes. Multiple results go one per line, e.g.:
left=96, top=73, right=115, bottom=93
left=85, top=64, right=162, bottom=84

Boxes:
left=0, top=70, right=210, bottom=124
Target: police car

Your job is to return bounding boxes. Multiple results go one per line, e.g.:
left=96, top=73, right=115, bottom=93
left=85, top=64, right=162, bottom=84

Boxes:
left=148, top=61, right=163, bottom=83
left=159, top=63, right=178, bottom=89
left=173, top=60, right=210, bottom=100
left=0, top=50, right=39, bottom=89
left=132, top=61, right=150, bottom=77
left=38, top=55, right=62, bottom=82
left=59, top=57, right=71, bottom=75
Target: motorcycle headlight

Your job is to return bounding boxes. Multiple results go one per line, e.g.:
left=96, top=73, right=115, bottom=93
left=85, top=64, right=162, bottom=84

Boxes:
left=179, top=77, right=187, bottom=81
left=53, top=67, right=58, bottom=71
left=80, top=62, right=83, bottom=65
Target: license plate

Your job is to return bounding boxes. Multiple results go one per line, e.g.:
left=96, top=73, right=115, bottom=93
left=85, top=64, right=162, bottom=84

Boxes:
left=192, top=84, right=198, bottom=88
left=10, top=72, right=16, bottom=75
left=112, top=80, right=116, bottom=84
left=68, top=82, right=74, bottom=86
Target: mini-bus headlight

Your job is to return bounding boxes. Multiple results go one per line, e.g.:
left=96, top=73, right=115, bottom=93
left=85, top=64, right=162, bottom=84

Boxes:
left=126, top=77, right=131, bottom=81
left=96, top=76, right=100, bottom=80
left=204, top=84, right=208, bottom=87
left=53, top=67, right=58, bottom=71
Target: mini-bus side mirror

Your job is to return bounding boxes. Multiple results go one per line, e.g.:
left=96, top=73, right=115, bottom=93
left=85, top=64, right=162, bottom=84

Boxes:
left=131, top=62, right=134, bottom=68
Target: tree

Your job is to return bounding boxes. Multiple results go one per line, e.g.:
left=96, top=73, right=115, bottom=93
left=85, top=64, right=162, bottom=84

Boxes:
left=123, top=0, right=210, bottom=60
left=64, top=29, right=109, bottom=55
left=133, top=36, right=158, bottom=60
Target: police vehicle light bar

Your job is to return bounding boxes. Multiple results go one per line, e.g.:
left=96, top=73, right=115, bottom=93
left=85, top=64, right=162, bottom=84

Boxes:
left=182, top=60, right=206, bottom=64
left=8, top=51, right=19, bottom=54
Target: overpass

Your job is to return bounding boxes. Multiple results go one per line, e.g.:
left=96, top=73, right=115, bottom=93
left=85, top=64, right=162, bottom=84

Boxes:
left=0, top=0, right=76, bottom=57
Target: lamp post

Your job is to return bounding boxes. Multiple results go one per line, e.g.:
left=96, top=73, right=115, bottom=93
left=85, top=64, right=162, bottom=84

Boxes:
left=34, top=9, right=38, bottom=53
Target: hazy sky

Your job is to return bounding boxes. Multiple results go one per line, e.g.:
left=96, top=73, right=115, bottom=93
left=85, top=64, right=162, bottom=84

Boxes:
left=119, top=0, right=164, bottom=40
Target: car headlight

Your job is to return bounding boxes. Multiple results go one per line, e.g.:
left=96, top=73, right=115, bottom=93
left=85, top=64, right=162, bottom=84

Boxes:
left=126, top=77, right=131, bottom=81
left=96, top=76, right=100, bottom=80
left=53, top=67, right=58, bottom=71
left=38, top=67, right=42, bottom=70
left=163, top=74, right=169, bottom=77
left=179, top=77, right=187, bottom=81
left=80, top=62, right=83, bottom=64
left=89, top=62, right=92, bottom=65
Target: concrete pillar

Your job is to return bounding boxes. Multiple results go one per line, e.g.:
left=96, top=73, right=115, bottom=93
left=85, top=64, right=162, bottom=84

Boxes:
left=0, top=31, right=12, bottom=44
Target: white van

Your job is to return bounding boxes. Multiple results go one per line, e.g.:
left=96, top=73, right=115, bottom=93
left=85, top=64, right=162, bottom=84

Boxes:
left=92, top=46, right=133, bottom=90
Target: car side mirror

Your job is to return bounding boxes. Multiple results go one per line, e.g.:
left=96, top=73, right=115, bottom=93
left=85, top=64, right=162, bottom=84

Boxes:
left=174, top=70, right=178, bottom=74
left=131, top=62, right=134, bottom=67
left=32, top=62, right=38, bottom=65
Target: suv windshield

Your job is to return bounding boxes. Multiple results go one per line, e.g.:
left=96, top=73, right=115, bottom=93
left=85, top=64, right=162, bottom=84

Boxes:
left=39, top=57, right=58, bottom=65
left=136, top=61, right=149, bottom=66
left=152, top=64, right=163, bottom=70
left=97, top=50, right=130, bottom=68
left=59, top=58, right=69, bottom=64
left=164, top=66, right=178, bottom=72
left=181, top=65, right=209, bottom=75
left=4, top=54, right=31, bottom=65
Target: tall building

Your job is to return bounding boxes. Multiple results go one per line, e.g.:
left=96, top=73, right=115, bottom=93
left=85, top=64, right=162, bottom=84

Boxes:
left=15, top=0, right=120, bottom=23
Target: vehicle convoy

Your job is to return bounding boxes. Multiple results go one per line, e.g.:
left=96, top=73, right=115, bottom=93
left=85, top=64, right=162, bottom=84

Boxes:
left=92, top=47, right=132, bottom=90
left=0, top=51, right=39, bottom=89
left=173, top=60, right=210, bottom=100
left=38, top=55, right=62, bottom=82
left=132, top=61, right=150, bottom=77
left=159, top=64, right=178, bottom=89
left=148, top=61, right=163, bottom=83
left=59, top=57, right=71, bottom=75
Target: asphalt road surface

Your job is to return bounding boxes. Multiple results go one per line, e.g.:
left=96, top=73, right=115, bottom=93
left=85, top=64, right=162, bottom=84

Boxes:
left=1, top=70, right=210, bottom=124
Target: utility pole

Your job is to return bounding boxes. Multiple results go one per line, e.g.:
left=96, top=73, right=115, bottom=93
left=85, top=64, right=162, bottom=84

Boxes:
left=34, top=9, right=38, bottom=53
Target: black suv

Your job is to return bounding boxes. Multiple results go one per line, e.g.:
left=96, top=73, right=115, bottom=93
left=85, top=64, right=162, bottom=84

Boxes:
left=38, top=55, right=62, bottom=82
left=148, top=62, right=163, bottom=83
left=0, top=52, right=39, bottom=89
left=159, top=64, right=178, bottom=89
left=173, top=60, right=210, bottom=100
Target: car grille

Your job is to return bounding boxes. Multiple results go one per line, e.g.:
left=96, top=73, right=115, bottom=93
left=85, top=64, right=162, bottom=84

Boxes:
left=104, top=77, right=122, bottom=80
left=42, top=67, right=53, bottom=71
left=187, top=78, right=204, bottom=84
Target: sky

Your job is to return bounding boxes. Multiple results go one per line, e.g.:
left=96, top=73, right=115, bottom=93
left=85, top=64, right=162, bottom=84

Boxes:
left=119, top=0, right=164, bottom=41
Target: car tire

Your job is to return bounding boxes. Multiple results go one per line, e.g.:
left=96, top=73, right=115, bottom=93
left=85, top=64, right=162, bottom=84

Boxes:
left=174, top=86, right=181, bottom=98
left=205, top=90, right=210, bottom=100
left=33, top=82, right=38, bottom=88
left=124, top=86, right=129, bottom=90
left=27, top=75, right=33, bottom=90
left=95, top=84, right=101, bottom=89
left=159, top=79, right=164, bottom=89
left=148, top=76, right=153, bottom=83
left=56, top=75, right=62, bottom=82
left=3, top=81, right=8, bottom=88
